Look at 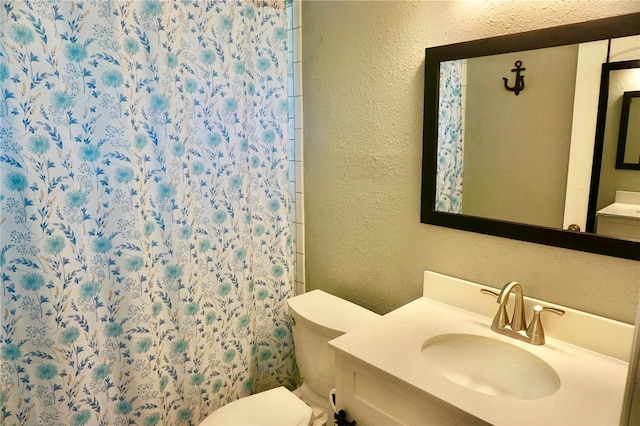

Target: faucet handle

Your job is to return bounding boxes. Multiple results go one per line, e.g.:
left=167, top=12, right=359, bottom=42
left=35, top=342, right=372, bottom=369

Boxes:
left=526, top=305, right=565, bottom=345
left=480, top=288, right=500, bottom=298
left=536, top=306, right=565, bottom=316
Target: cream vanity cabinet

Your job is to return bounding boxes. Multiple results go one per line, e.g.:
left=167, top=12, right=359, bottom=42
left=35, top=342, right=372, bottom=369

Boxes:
left=596, top=191, right=640, bottom=242
left=328, top=271, right=631, bottom=426
left=333, top=355, right=488, bottom=426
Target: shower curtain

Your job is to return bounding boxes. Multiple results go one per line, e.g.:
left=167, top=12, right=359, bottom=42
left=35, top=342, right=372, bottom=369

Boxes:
left=436, top=59, right=465, bottom=213
left=0, top=1, right=297, bottom=425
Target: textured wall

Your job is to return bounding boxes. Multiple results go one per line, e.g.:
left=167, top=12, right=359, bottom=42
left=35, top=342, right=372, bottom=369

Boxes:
left=302, top=0, right=640, bottom=323
left=463, top=45, right=577, bottom=228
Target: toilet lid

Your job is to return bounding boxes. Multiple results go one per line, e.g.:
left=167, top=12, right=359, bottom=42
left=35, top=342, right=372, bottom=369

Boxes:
left=199, top=387, right=313, bottom=426
left=287, top=290, right=381, bottom=339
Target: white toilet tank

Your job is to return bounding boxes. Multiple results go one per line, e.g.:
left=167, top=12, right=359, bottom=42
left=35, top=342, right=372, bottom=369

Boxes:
left=287, top=290, right=380, bottom=400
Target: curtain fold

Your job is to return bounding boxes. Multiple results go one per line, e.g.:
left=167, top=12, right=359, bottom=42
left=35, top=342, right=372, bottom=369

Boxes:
left=0, top=1, right=297, bottom=425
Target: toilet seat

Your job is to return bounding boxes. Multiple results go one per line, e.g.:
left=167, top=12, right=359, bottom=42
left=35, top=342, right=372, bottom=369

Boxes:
left=199, top=387, right=313, bottom=426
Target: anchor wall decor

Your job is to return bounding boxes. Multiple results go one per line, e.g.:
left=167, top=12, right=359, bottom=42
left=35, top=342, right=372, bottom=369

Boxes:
left=503, top=60, right=526, bottom=96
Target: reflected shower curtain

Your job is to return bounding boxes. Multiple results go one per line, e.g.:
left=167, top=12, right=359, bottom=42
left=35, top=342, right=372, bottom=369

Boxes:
left=0, top=1, right=297, bottom=425
left=436, top=59, right=465, bottom=213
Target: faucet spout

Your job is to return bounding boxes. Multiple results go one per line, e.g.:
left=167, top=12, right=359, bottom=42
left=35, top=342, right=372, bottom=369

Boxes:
left=481, top=282, right=564, bottom=345
left=497, top=281, right=526, bottom=332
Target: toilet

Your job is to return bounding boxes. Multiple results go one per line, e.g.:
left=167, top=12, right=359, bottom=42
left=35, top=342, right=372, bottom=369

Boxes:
left=200, top=289, right=381, bottom=425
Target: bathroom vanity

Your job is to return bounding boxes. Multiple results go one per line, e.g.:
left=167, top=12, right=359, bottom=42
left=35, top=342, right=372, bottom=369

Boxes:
left=329, top=271, right=633, bottom=425
left=596, top=191, right=640, bottom=242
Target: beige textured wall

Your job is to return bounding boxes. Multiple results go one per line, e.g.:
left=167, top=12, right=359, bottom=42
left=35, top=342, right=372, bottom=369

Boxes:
left=462, top=46, right=577, bottom=228
left=302, top=0, right=640, bottom=324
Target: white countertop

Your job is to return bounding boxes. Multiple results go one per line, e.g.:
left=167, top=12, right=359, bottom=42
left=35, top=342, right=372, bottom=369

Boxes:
left=597, top=202, right=640, bottom=220
left=329, top=297, right=628, bottom=425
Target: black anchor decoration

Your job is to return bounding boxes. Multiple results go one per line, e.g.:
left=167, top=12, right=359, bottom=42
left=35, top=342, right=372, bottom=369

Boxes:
left=503, top=60, right=526, bottom=96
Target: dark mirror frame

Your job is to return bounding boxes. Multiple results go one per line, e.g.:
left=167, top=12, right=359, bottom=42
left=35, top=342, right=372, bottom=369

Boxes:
left=616, top=90, right=640, bottom=170
left=421, top=13, right=640, bottom=261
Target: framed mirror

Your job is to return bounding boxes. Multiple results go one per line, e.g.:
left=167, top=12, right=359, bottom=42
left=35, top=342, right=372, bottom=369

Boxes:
left=421, top=13, right=640, bottom=261
left=616, top=90, right=640, bottom=170
left=587, top=61, right=640, bottom=238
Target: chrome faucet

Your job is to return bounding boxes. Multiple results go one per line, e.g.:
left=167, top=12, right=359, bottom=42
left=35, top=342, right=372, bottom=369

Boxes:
left=481, top=282, right=564, bottom=345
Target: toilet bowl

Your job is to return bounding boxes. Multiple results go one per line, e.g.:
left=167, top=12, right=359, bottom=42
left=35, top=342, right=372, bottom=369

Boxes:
left=199, top=290, right=380, bottom=425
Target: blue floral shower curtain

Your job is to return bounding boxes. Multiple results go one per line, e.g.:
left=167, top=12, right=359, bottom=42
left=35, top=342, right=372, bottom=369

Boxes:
left=436, top=59, right=465, bottom=213
left=0, top=1, right=296, bottom=425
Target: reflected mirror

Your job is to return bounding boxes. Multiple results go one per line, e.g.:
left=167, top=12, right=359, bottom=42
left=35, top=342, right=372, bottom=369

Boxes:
left=617, top=90, right=640, bottom=169
left=587, top=61, right=640, bottom=242
left=421, top=13, right=640, bottom=260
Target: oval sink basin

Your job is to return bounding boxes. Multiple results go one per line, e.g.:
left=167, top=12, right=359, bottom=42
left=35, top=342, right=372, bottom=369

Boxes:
left=421, top=334, right=560, bottom=400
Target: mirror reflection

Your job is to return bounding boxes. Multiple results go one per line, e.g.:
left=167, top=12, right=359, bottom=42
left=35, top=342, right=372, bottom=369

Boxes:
left=434, top=36, right=640, bottom=235
left=590, top=61, right=640, bottom=242
left=617, top=91, right=640, bottom=169
left=422, top=14, right=640, bottom=259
